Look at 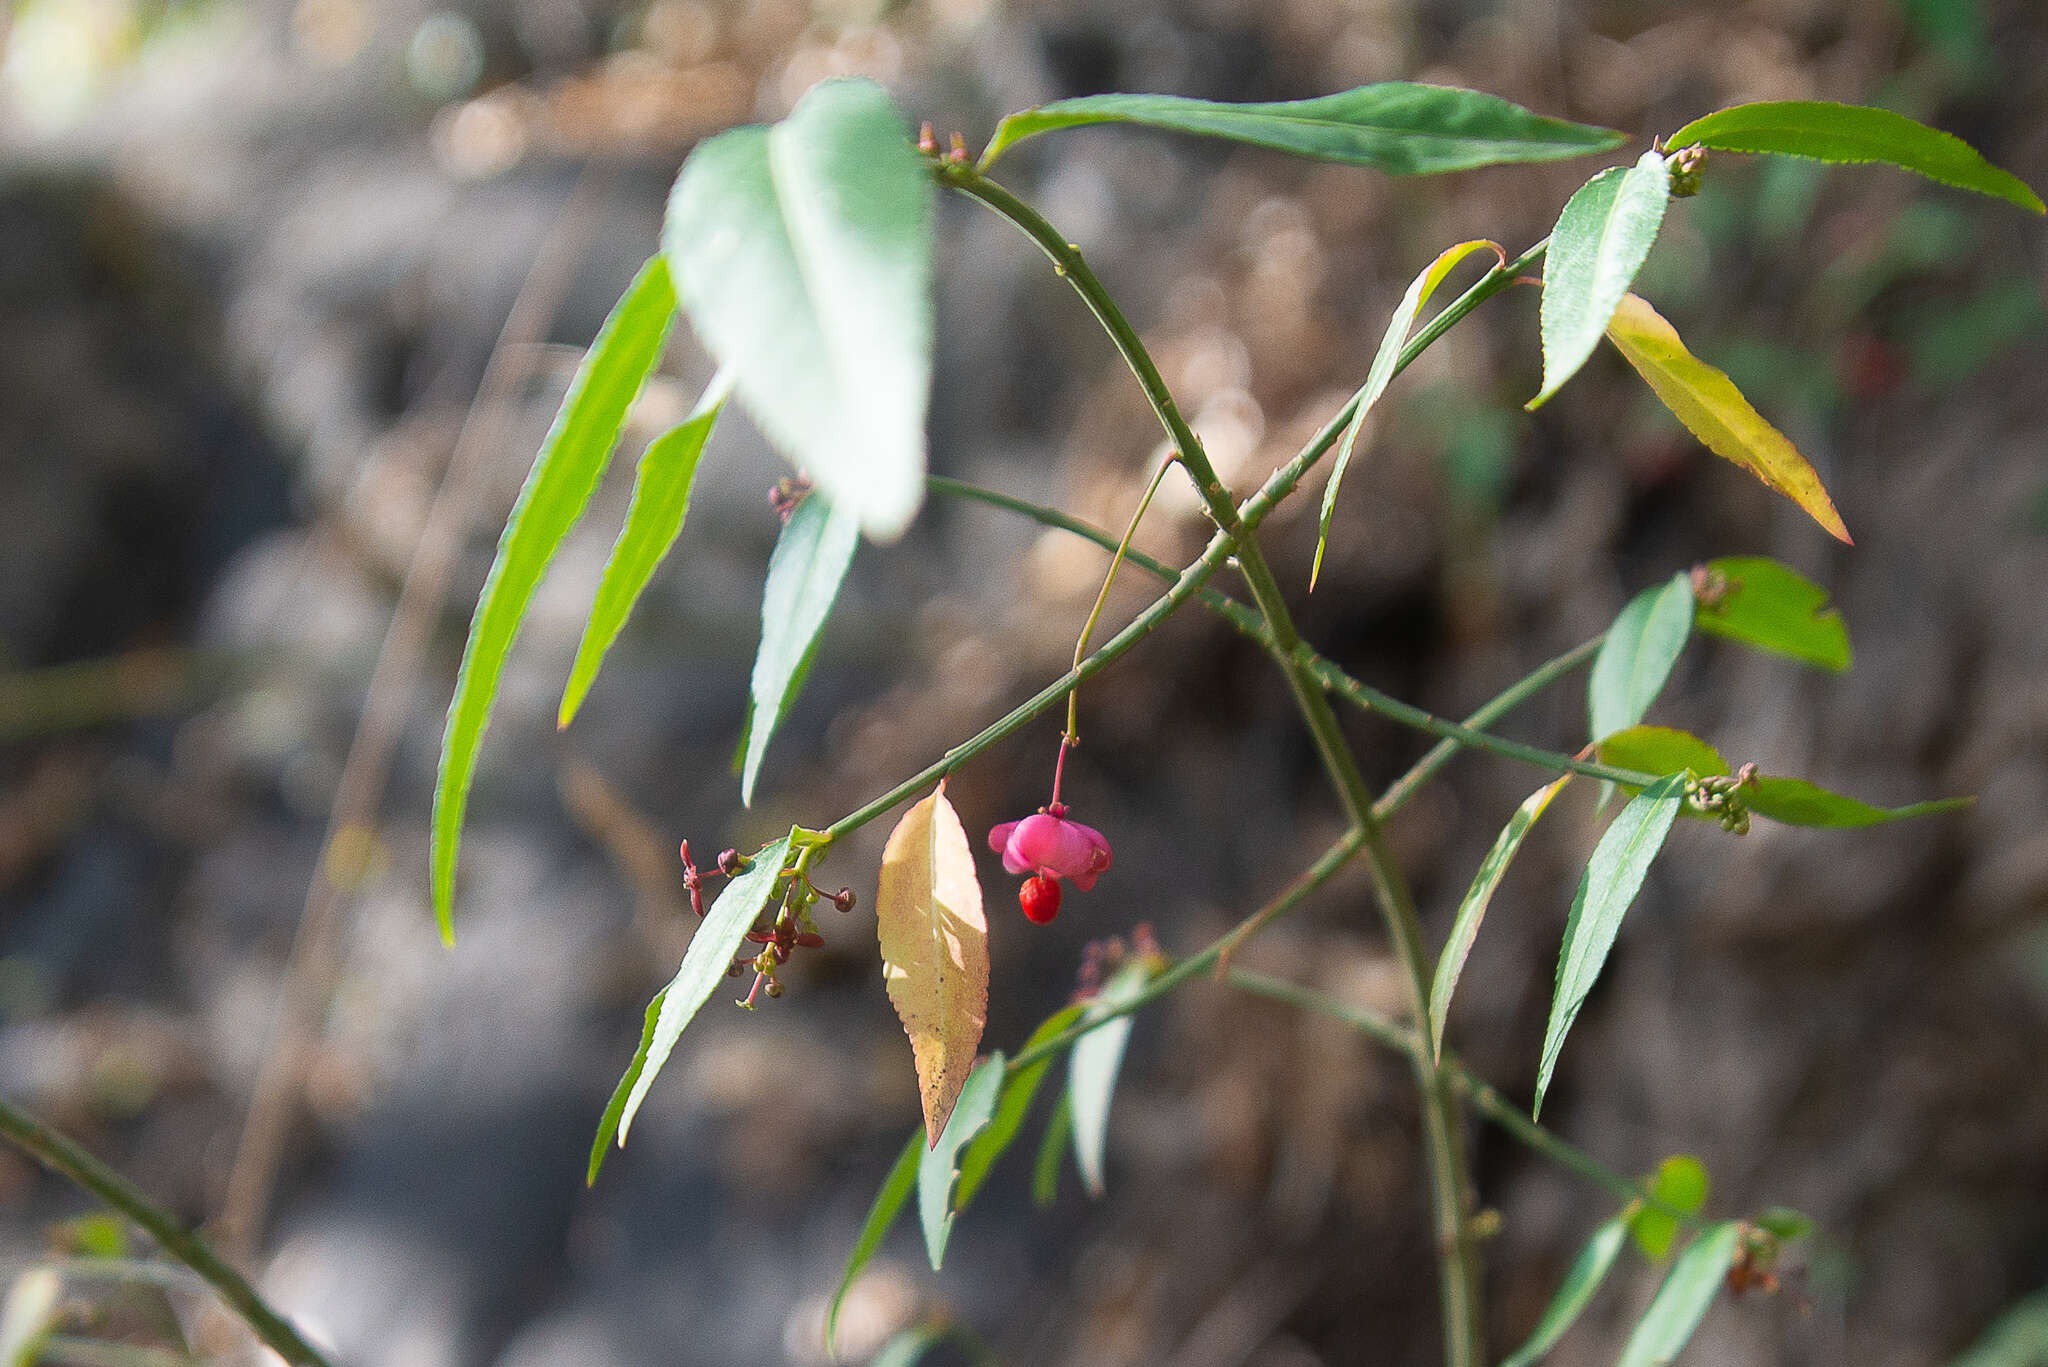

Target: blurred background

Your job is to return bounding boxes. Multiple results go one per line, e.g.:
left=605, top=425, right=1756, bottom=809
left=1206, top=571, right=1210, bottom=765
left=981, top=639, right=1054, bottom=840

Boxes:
left=1, top=0, right=2044, bottom=1363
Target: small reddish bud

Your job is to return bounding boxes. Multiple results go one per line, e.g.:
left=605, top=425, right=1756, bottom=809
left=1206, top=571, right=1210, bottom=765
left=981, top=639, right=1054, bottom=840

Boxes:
left=831, top=886, right=857, bottom=912
left=1019, top=874, right=1062, bottom=924
left=716, top=848, right=747, bottom=877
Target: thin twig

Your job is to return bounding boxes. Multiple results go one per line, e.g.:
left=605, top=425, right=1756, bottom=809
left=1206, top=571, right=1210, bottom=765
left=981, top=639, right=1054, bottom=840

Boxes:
left=0, top=1097, right=331, bottom=1366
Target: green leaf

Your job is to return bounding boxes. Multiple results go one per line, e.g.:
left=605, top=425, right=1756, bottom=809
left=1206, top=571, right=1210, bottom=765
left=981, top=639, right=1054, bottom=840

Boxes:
left=432, top=257, right=677, bottom=942
left=1313, top=239, right=1503, bottom=589
left=869, top=1326, right=946, bottom=1367
left=955, top=1004, right=1086, bottom=1210
left=978, top=83, right=1625, bottom=174
left=1755, top=1207, right=1814, bottom=1243
left=1605, top=295, right=1851, bottom=543
left=1616, top=1221, right=1742, bottom=1367
left=665, top=77, right=933, bottom=542
left=615, top=836, right=790, bottom=1142
left=1746, top=776, right=1970, bottom=828
left=1693, top=556, right=1851, bottom=672
left=1589, top=573, right=1695, bottom=743
left=559, top=375, right=730, bottom=728
left=1033, top=1092, right=1072, bottom=1210
left=741, top=493, right=861, bottom=805
left=1950, top=1287, right=2048, bottom=1367
left=917, top=1052, right=1006, bottom=1271
left=1535, top=773, right=1688, bottom=1119
left=1499, top=1216, right=1629, bottom=1367
left=1070, top=960, right=1152, bottom=1198
left=1429, top=774, right=1571, bottom=1060
left=1664, top=102, right=2044, bottom=215
left=827, top=1128, right=922, bottom=1356
left=1530, top=150, right=1671, bottom=409
left=587, top=988, right=666, bottom=1186
left=1630, top=1155, right=1711, bottom=1260
left=1596, top=727, right=1729, bottom=785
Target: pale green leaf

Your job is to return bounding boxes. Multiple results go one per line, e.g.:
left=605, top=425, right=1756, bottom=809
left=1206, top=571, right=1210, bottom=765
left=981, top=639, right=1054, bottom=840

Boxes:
left=979, top=84, right=1624, bottom=173
left=1531, top=150, right=1670, bottom=409
left=741, top=493, right=861, bottom=804
left=956, top=1004, right=1086, bottom=1209
left=1429, top=774, right=1571, bottom=1060
left=1630, top=1155, right=1711, bottom=1260
left=665, top=77, right=933, bottom=541
left=559, top=374, right=730, bottom=728
left=616, top=836, right=790, bottom=1141
left=1616, top=1221, right=1742, bottom=1367
left=870, top=1326, right=946, bottom=1367
left=1500, top=1216, right=1629, bottom=1367
left=1693, top=556, right=1851, bottom=672
left=1535, top=774, right=1687, bottom=1118
left=1665, top=102, right=2043, bottom=214
left=1949, top=1288, right=2048, bottom=1367
left=432, top=257, right=676, bottom=941
left=1314, top=239, right=1502, bottom=589
left=917, top=1052, right=1005, bottom=1271
left=1589, top=573, right=1695, bottom=743
left=1070, top=960, right=1151, bottom=1198
left=587, top=988, right=665, bottom=1186
left=1606, top=294, right=1851, bottom=542
left=828, top=1128, right=922, bottom=1355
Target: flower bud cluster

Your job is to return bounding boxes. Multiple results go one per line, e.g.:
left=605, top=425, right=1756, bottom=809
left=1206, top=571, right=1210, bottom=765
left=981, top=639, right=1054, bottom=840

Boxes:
left=679, top=840, right=853, bottom=1009
left=1688, top=762, right=1759, bottom=834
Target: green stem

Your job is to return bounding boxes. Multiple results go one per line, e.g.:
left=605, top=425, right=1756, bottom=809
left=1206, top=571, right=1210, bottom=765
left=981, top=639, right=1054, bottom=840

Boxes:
left=1223, top=970, right=1700, bottom=1226
left=0, top=1098, right=333, bottom=1366
left=945, top=166, right=1531, bottom=1366
left=931, top=477, right=1633, bottom=791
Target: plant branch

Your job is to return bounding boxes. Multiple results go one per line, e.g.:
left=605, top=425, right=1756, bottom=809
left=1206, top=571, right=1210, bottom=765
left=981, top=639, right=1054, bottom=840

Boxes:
left=930, top=477, right=1632, bottom=790
left=1222, top=970, right=1700, bottom=1225
left=0, top=1098, right=332, bottom=1366
left=941, top=167, right=1548, bottom=1366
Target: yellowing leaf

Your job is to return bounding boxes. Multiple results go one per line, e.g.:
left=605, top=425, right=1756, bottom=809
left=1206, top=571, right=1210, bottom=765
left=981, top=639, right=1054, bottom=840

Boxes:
left=877, top=788, right=990, bottom=1146
left=1604, top=293, right=1851, bottom=544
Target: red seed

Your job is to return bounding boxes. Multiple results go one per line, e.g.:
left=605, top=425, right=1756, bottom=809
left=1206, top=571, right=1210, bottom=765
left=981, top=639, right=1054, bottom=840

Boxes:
left=1019, top=875, right=1062, bottom=924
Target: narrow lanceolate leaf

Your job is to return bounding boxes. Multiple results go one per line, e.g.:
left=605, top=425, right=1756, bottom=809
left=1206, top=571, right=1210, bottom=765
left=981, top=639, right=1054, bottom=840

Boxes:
left=1429, top=774, right=1571, bottom=1060
left=1630, top=1155, right=1711, bottom=1261
left=1535, top=773, right=1687, bottom=1119
left=877, top=789, right=990, bottom=1145
left=741, top=493, right=860, bottom=805
left=1746, top=776, right=1970, bottom=828
left=433, top=258, right=677, bottom=941
left=559, top=374, right=731, bottom=728
left=664, top=77, right=933, bottom=542
left=978, top=83, right=1624, bottom=174
left=916, top=1052, right=1005, bottom=1271
left=1531, top=150, right=1671, bottom=409
left=1596, top=727, right=1729, bottom=787
left=1500, top=1216, right=1630, bottom=1367
left=956, top=1003, right=1086, bottom=1210
left=1606, top=294, right=1851, bottom=543
left=588, top=988, right=665, bottom=1186
left=616, top=836, right=790, bottom=1142
left=827, top=1128, right=921, bottom=1355
left=1589, top=573, right=1695, bottom=743
left=1070, top=959, right=1152, bottom=1198
left=1313, top=239, right=1503, bottom=589
left=1694, top=556, right=1851, bottom=672
left=1616, top=1221, right=1742, bottom=1367
left=1033, top=1091, right=1073, bottom=1209
left=1665, top=102, right=2045, bottom=215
